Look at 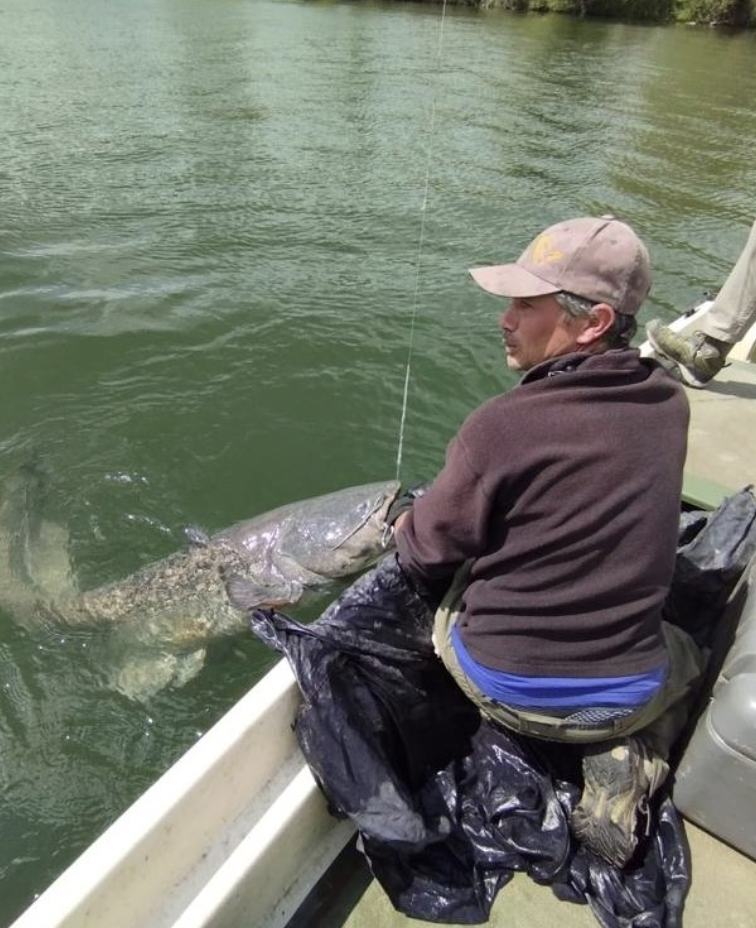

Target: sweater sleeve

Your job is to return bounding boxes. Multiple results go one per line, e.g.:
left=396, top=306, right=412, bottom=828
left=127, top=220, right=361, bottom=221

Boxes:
left=395, top=410, right=497, bottom=585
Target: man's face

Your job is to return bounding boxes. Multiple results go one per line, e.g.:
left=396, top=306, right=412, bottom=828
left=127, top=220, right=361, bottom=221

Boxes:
left=499, top=295, right=591, bottom=371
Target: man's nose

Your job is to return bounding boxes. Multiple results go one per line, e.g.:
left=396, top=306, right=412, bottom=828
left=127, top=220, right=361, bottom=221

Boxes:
left=500, top=303, right=516, bottom=331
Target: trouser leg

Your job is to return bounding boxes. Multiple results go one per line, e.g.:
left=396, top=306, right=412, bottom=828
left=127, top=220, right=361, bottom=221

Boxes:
left=626, top=622, right=705, bottom=759
left=703, top=219, right=756, bottom=344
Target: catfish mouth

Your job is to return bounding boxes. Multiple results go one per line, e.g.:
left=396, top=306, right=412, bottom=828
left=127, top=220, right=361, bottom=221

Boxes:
left=376, top=480, right=402, bottom=524
left=329, top=480, right=401, bottom=551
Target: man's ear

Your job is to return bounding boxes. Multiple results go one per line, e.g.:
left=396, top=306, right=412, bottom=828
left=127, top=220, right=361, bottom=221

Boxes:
left=575, top=303, right=615, bottom=346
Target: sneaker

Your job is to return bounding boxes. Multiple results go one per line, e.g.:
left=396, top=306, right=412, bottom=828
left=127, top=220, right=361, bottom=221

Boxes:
left=570, top=736, right=669, bottom=868
left=646, top=319, right=729, bottom=388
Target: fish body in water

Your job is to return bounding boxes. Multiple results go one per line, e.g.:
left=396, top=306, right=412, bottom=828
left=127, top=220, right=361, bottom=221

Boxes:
left=38, top=480, right=400, bottom=644
left=0, top=476, right=399, bottom=697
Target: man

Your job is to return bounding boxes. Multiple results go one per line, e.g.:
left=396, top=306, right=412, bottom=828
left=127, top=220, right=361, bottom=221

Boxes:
left=646, top=218, right=756, bottom=387
left=392, top=215, right=704, bottom=868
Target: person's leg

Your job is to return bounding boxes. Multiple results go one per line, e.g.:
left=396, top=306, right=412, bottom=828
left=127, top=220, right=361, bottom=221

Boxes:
left=703, top=219, right=756, bottom=343
left=646, top=219, right=756, bottom=387
left=570, top=623, right=705, bottom=867
left=626, top=622, right=706, bottom=758
left=435, top=583, right=706, bottom=867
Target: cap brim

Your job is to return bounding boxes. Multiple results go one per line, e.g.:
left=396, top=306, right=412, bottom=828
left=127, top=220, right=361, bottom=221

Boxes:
left=469, top=263, right=560, bottom=298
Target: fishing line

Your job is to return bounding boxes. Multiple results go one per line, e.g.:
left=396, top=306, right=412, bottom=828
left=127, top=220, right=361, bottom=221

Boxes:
left=395, top=0, right=449, bottom=482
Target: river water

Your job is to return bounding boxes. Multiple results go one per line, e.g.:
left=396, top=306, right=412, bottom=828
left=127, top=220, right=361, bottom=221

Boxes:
left=1, top=0, right=755, bottom=921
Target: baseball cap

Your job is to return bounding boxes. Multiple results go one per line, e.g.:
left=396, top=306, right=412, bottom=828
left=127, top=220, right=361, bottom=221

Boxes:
left=469, top=215, right=651, bottom=316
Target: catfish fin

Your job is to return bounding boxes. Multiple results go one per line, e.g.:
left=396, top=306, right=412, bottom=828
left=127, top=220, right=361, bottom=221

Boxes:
left=225, top=576, right=302, bottom=611
left=111, top=648, right=207, bottom=702
left=1, top=459, right=48, bottom=586
left=183, top=525, right=210, bottom=548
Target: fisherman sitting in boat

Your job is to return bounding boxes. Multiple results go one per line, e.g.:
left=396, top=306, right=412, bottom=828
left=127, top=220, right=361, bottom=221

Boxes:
left=389, top=216, right=704, bottom=869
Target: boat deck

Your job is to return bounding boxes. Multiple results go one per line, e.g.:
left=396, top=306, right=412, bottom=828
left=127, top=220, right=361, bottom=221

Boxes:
left=682, top=357, right=756, bottom=504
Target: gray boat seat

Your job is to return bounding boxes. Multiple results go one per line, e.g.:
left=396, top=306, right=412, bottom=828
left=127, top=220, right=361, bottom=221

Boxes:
left=674, top=550, right=756, bottom=860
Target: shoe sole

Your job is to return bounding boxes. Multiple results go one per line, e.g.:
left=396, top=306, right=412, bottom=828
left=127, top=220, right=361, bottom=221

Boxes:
left=571, top=746, right=645, bottom=868
left=571, top=741, right=670, bottom=868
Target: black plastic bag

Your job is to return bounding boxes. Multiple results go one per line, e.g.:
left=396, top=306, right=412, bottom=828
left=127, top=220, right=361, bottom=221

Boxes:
left=664, top=486, right=756, bottom=647
left=249, top=555, right=480, bottom=850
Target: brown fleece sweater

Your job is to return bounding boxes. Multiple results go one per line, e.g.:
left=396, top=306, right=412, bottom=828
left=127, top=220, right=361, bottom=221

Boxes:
left=395, top=349, right=689, bottom=679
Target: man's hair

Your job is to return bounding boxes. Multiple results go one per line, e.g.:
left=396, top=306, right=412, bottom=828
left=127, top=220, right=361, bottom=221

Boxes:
left=554, top=291, right=637, bottom=349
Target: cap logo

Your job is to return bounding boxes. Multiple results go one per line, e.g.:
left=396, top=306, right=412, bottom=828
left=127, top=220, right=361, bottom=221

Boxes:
left=528, top=232, right=563, bottom=265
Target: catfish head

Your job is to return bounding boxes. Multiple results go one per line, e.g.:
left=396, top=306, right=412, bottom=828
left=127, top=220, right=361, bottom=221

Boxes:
left=273, top=479, right=400, bottom=578
left=220, top=479, right=400, bottom=605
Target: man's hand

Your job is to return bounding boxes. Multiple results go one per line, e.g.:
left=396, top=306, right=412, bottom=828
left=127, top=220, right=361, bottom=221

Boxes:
left=392, top=510, right=411, bottom=533
left=385, top=482, right=430, bottom=528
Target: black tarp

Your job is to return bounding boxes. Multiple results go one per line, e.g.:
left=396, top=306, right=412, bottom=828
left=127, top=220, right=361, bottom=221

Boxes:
left=241, top=487, right=756, bottom=928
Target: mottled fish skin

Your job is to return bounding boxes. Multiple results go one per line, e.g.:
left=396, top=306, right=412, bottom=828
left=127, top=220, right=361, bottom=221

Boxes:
left=21, top=480, right=400, bottom=651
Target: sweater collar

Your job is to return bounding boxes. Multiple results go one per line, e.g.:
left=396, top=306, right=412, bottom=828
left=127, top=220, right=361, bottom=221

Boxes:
left=519, top=347, right=642, bottom=386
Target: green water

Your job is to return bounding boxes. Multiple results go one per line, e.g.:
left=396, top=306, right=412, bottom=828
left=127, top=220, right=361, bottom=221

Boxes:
left=1, top=0, right=755, bottom=921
